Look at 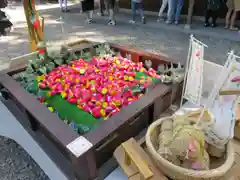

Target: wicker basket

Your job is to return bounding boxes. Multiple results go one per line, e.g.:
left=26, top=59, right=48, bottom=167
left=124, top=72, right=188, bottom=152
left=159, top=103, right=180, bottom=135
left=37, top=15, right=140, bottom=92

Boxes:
left=145, top=117, right=235, bottom=180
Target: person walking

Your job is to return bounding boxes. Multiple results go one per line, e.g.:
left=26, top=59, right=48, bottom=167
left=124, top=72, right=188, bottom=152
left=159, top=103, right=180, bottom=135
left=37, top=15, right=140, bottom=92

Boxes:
left=105, top=0, right=116, bottom=25
left=129, top=0, right=146, bottom=24
left=97, top=0, right=108, bottom=16
left=59, top=0, right=69, bottom=12
left=172, top=0, right=184, bottom=24
left=81, top=0, right=95, bottom=24
left=157, top=0, right=174, bottom=24
left=225, top=0, right=240, bottom=30
left=204, top=0, right=222, bottom=27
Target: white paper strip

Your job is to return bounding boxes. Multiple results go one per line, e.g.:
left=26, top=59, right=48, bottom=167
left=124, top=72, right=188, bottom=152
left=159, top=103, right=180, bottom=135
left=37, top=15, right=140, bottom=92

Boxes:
left=184, top=38, right=204, bottom=105
left=202, top=52, right=238, bottom=146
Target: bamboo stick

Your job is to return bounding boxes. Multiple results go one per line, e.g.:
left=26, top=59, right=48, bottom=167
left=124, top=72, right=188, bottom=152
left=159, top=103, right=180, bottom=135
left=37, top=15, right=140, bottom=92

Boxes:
left=23, top=0, right=44, bottom=52
left=219, top=89, right=240, bottom=96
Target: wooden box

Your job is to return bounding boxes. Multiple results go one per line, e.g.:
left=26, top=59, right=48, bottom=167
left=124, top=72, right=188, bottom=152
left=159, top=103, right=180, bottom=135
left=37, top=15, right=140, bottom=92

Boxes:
left=0, top=41, right=183, bottom=180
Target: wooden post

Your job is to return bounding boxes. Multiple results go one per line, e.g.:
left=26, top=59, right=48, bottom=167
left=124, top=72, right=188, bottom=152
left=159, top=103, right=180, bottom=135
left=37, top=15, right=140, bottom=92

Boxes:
left=185, top=0, right=195, bottom=29
left=23, top=0, right=44, bottom=52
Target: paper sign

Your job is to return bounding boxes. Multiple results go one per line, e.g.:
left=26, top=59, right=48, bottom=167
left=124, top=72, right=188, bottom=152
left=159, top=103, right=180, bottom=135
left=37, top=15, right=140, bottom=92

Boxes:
left=214, top=59, right=240, bottom=138
left=204, top=53, right=238, bottom=146
left=184, top=39, right=204, bottom=105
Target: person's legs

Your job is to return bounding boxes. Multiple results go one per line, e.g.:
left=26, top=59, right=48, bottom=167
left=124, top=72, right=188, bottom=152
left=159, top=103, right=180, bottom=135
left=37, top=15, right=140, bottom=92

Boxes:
left=204, top=9, right=211, bottom=26
left=59, top=0, right=69, bottom=12
left=230, top=10, right=238, bottom=30
left=158, top=0, right=168, bottom=20
left=82, top=0, right=94, bottom=22
left=174, top=0, right=184, bottom=24
left=107, top=0, right=116, bottom=25
left=130, top=1, right=137, bottom=23
left=86, top=10, right=94, bottom=23
left=166, top=0, right=174, bottom=23
left=225, top=9, right=233, bottom=28
left=137, top=2, right=146, bottom=24
left=97, top=0, right=104, bottom=16
left=114, top=0, right=119, bottom=13
left=108, top=9, right=116, bottom=25
left=211, top=9, right=218, bottom=27
left=58, top=0, right=63, bottom=10
left=63, top=0, right=67, bottom=9
left=104, top=0, right=109, bottom=15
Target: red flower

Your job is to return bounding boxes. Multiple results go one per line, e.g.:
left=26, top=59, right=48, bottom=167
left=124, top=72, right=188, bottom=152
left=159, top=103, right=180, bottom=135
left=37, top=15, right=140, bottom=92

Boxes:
left=39, top=97, right=45, bottom=103
left=39, top=48, right=45, bottom=54
left=231, top=76, right=240, bottom=83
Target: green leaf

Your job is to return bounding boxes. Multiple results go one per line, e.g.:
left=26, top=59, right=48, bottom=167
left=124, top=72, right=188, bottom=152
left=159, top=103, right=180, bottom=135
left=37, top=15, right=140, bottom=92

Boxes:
left=46, top=62, right=55, bottom=72
left=69, top=52, right=78, bottom=60
left=84, top=57, right=92, bottom=62
left=25, top=74, right=36, bottom=82
left=131, top=87, right=143, bottom=94
left=12, top=73, right=24, bottom=81
left=66, top=57, right=73, bottom=65
left=32, top=58, right=43, bottom=69
left=37, top=88, right=46, bottom=98
left=54, top=58, right=64, bottom=66
left=38, top=67, right=47, bottom=75
left=25, top=81, right=38, bottom=94
left=60, top=45, right=69, bottom=56
left=26, top=64, right=35, bottom=73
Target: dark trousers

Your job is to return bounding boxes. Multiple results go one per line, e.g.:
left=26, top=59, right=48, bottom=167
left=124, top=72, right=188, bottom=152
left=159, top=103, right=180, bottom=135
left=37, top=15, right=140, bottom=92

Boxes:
left=205, top=9, right=218, bottom=24
left=131, top=1, right=144, bottom=21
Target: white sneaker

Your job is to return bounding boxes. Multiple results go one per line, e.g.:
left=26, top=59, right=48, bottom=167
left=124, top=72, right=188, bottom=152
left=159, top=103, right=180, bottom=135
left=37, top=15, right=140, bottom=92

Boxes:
left=97, top=12, right=103, bottom=16
left=86, top=18, right=93, bottom=24
left=165, top=20, right=172, bottom=24
left=174, top=20, right=179, bottom=25
left=129, top=20, right=135, bottom=24
left=108, top=20, right=116, bottom=25
left=157, top=16, right=164, bottom=22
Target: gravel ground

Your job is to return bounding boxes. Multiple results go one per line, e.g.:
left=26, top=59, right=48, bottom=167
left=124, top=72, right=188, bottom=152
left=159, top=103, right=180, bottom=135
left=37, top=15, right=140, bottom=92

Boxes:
left=0, top=3, right=240, bottom=180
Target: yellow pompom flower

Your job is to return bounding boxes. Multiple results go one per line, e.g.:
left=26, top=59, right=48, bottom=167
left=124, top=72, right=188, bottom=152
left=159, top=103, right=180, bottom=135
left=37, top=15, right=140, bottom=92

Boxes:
left=36, top=75, right=45, bottom=82
left=48, top=107, right=54, bottom=112
left=101, top=88, right=108, bottom=95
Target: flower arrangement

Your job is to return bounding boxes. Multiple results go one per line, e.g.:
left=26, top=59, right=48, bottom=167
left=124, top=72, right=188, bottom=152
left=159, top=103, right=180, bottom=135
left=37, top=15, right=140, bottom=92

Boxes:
left=12, top=43, right=163, bottom=134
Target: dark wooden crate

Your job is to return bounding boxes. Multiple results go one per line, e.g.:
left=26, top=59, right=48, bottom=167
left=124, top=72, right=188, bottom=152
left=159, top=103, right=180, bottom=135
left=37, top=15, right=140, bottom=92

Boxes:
left=0, top=42, right=182, bottom=180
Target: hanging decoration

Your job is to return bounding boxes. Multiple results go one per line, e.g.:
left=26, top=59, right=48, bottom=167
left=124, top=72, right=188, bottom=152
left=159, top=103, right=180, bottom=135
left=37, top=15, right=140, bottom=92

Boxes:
left=28, top=0, right=39, bottom=29
left=23, top=0, right=44, bottom=52
left=39, top=48, right=45, bottom=55
left=182, top=36, right=205, bottom=106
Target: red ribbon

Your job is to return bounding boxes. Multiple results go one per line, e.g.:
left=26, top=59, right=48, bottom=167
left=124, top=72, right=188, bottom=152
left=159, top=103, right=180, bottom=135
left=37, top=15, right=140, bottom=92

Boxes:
left=33, top=19, right=39, bottom=29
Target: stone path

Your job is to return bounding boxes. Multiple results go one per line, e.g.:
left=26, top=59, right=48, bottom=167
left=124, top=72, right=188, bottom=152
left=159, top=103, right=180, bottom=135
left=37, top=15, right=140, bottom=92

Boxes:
left=0, top=2, right=240, bottom=180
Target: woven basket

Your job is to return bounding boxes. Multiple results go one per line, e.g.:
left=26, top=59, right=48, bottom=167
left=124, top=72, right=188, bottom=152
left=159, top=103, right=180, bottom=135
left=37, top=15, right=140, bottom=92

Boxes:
left=145, top=117, right=235, bottom=180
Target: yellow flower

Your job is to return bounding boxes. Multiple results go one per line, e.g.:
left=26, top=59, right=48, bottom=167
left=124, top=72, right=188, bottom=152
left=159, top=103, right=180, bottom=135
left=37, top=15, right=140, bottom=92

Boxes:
left=100, top=109, right=106, bottom=117
left=128, top=76, right=134, bottom=81
left=48, top=107, right=54, bottom=112
left=102, top=102, right=108, bottom=108
left=101, top=88, right=108, bottom=95
left=36, top=75, right=45, bottom=82
left=79, top=69, right=86, bottom=74
left=124, top=75, right=129, bottom=81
